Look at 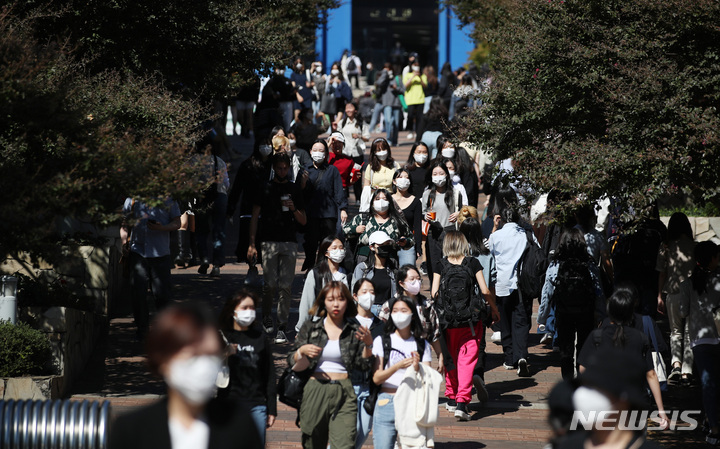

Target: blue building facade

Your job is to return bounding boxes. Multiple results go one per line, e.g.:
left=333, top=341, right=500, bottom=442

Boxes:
left=316, top=1, right=474, bottom=73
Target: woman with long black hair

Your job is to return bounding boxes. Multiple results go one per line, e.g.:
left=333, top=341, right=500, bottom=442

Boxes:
left=296, top=235, right=349, bottom=333
left=578, top=285, right=669, bottom=428
left=371, top=295, right=433, bottom=449
left=405, top=141, right=430, bottom=197
left=343, top=188, right=414, bottom=265
left=422, top=160, right=464, bottom=277
left=678, top=241, right=720, bottom=444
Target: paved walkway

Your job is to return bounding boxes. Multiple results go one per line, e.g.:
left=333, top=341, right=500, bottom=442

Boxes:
left=68, top=130, right=707, bottom=448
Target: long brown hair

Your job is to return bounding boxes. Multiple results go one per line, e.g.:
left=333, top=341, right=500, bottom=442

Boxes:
left=308, top=281, right=357, bottom=320
left=218, top=288, right=261, bottom=333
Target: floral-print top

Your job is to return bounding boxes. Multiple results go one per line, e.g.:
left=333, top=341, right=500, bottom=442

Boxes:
left=378, top=294, right=441, bottom=343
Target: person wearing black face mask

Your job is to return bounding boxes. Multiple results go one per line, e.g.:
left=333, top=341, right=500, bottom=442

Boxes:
left=248, top=152, right=307, bottom=344
left=351, top=231, right=398, bottom=316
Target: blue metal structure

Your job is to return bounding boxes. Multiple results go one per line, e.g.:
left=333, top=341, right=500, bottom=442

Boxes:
left=316, top=2, right=474, bottom=72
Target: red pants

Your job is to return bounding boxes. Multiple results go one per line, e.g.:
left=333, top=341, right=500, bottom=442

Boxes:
left=444, top=322, right=483, bottom=403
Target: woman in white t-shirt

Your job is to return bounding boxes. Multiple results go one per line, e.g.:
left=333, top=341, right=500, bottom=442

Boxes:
left=371, top=296, right=432, bottom=449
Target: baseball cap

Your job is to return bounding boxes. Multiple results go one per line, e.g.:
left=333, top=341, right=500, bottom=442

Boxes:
left=368, top=231, right=393, bottom=246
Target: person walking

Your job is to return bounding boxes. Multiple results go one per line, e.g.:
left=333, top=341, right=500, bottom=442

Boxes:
left=402, top=62, right=427, bottom=141
left=247, top=152, right=307, bottom=344
left=289, top=281, right=374, bottom=449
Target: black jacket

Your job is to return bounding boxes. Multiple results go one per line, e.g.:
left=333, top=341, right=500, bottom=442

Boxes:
left=108, top=397, right=263, bottom=449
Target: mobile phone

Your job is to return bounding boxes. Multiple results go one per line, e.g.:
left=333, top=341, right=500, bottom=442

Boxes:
left=148, top=219, right=159, bottom=225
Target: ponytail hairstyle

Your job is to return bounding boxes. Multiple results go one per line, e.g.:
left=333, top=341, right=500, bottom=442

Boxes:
left=607, top=283, right=638, bottom=348
left=691, top=241, right=719, bottom=295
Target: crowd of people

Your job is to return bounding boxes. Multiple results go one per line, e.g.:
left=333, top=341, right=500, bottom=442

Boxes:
left=114, top=51, right=720, bottom=449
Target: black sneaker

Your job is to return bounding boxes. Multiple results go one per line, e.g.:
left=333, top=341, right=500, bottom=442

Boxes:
left=274, top=330, right=288, bottom=344
left=262, top=316, right=274, bottom=334
left=454, top=402, right=470, bottom=421
left=473, top=375, right=488, bottom=404
left=707, top=432, right=720, bottom=446
left=419, top=261, right=428, bottom=276
left=445, top=399, right=457, bottom=412
left=517, top=358, right=530, bottom=377
left=668, top=366, right=681, bottom=384
left=197, top=263, right=209, bottom=275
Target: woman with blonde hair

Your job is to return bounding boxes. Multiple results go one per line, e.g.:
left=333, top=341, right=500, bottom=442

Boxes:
left=431, top=231, right=499, bottom=420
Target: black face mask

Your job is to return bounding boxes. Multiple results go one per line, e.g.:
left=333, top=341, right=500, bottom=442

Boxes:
left=375, top=245, right=395, bottom=259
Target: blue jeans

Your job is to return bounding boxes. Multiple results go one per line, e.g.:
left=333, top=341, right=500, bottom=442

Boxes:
left=369, top=103, right=383, bottom=132
left=692, top=344, right=720, bottom=429
left=196, top=192, right=227, bottom=266
left=383, top=106, right=400, bottom=145
left=353, top=384, right=372, bottom=449
left=372, top=392, right=396, bottom=449
left=398, top=247, right=417, bottom=267
left=421, top=131, right=443, bottom=159
left=370, top=304, right=382, bottom=317
left=243, top=403, right=267, bottom=446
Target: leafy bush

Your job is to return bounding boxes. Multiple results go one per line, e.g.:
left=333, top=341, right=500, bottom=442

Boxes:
left=15, top=273, right=95, bottom=312
left=0, top=320, right=52, bottom=377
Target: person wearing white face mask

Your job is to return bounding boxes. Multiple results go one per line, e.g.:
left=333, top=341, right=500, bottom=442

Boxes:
left=109, top=303, right=263, bottom=449
left=405, top=141, right=430, bottom=196
left=362, top=138, right=401, bottom=198
left=302, top=140, right=348, bottom=270
left=297, top=236, right=349, bottom=333
left=337, top=102, right=370, bottom=204
left=391, top=168, right=423, bottom=266
left=371, top=296, right=433, bottom=449
left=344, top=190, right=414, bottom=266
left=437, top=135, right=480, bottom=208
left=217, top=289, right=276, bottom=446
left=402, top=61, right=427, bottom=141
left=443, top=158, right=469, bottom=206
left=422, top=160, right=464, bottom=278
left=351, top=278, right=383, bottom=449
left=379, top=265, right=444, bottom=374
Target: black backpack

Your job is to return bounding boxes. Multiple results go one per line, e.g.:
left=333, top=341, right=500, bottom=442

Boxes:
left=347, top=57, right=357, bottom=72
left=517, top=230, right=548, bottom=300
left=436, top=258, right=487, bottom=329
left=551, top=257, right=595, bottom=313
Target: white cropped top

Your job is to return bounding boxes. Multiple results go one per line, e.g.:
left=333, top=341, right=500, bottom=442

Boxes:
left=316, top=339, right=347, bottom=374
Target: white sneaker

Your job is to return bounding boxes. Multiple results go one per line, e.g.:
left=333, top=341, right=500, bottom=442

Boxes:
left=274, top=330, right=288, bottom=344
left=406, top=132, right=414, bottom=140
left=540, top=333, right=552, bottom=344
left=491, top=331, right=502, bottom=344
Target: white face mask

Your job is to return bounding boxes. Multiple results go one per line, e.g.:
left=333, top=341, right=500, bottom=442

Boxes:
left=572, top=386, right=614, bottom=427
left=166, top=355, right=222, bottom=405
left=373, top=199, right=389, bottom=212
left=448, top=169, right=456, bottom=177
left=388, top=71, right=393, bottom=77
left=234, top=309, right=256, bottom=327
left=375, top=150, right=388, bottom=161
left=331, top=69, right=340, bottom=76
left=296, top=63, right=303, bottom=70
left=311, top=151, right=325, bottom=163
left=432, top=175, right=447, bottom=187
left=414, top=153, right=428, bottom=165
left=328, top=248, right=346, bottom=263
left=259, top=145, right=273, bottom=157
left=316, top=66, right=323, bottom=73
left=403, top=279, right=422, bottom=296
left=395, top=178, right=411, bottom=191
left=288, top=139, right=296, bottom=147
left=442, top=147, right=456, bottom=159
left=412, top=65, right=420, bottom=72
left=391, top=312, right=413, bottom=330
left=357, top=293, right=374, bottom=311
left=366, top=64, right=372, bottom=71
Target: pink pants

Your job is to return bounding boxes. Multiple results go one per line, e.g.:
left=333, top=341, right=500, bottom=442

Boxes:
left=444, top=322, right=482, bottom=403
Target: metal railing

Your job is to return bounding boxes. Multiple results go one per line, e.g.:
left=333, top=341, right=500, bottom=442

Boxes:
left=0, top=399, right=110, bottom=449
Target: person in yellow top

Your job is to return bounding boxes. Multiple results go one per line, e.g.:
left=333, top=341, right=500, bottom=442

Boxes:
left=403, top=63, right=428, bottom=141
left=364, top=138, right=402, bottom=191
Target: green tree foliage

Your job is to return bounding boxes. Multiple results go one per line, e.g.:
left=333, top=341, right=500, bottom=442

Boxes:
left=12, top=0, right=338, bottom=97
left=0, top=320, right=52, bottom=377
left=454, top=0, right=720, bottom=215
left=0, top=11, right=204, bottom=261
